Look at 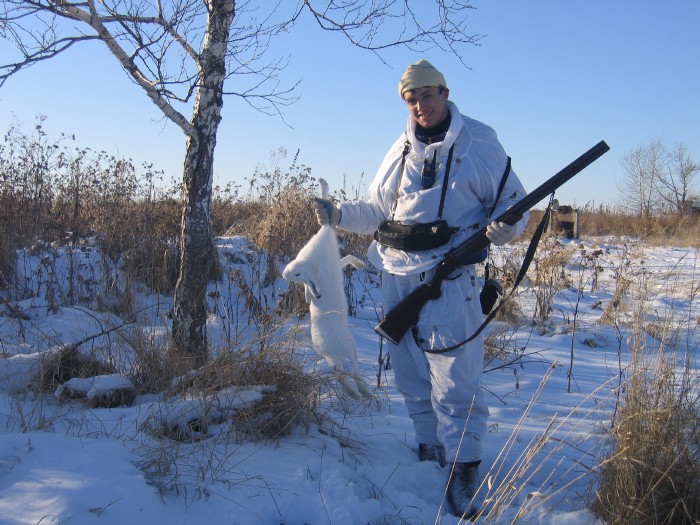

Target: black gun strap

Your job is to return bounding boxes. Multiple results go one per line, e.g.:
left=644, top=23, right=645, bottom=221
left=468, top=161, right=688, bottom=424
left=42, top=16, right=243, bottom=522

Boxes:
left=389, top=141, right=456, bottom=221
left=389, top=140, right=412, bottom=220
left=485, top=156, right=512, bottom=282
left=489, top=156, right=512, bottom=218
left=436, top=144, right=456, bottom=219
left=416, top=196, right=553, bottom=355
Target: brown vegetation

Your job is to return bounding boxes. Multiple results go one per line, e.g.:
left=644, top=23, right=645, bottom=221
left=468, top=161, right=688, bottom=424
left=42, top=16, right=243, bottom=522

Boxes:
left=592, top=346, right=700, bottom=525
left=525, top=208, right=700, bottom=247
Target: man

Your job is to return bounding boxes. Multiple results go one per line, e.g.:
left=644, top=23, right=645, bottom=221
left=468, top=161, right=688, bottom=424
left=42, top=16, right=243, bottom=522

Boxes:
left=313, top=59, right=528, bottom=518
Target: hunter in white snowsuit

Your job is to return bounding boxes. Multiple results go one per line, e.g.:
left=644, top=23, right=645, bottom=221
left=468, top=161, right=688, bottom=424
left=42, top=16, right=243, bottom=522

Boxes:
left=313, top=59, right=528, bottom=517
left=338, top=98, right=528, bottom=463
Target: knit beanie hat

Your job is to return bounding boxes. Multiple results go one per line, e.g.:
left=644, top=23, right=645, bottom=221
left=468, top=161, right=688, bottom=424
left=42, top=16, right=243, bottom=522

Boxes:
left=398, top=59, right=448, bottom=97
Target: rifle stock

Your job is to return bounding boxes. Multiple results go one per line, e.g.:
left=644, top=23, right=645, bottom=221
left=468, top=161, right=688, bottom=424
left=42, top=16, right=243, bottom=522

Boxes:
left=375, top=140, right=610, bottom=345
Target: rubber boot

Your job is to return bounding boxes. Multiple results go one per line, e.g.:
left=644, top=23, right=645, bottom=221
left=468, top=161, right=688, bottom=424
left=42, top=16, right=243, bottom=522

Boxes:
left=418, top=443, right=446, bottom=468
left=446, top=461, right=480, bottom=520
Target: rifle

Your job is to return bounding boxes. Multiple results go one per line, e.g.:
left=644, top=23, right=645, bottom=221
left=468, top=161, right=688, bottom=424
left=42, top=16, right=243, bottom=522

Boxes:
left=375, top=140, right=610, bottom=345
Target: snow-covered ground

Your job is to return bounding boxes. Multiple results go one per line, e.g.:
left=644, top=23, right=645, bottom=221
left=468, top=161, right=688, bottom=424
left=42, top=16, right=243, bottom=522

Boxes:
left=0, top=235, right=697, bottom=524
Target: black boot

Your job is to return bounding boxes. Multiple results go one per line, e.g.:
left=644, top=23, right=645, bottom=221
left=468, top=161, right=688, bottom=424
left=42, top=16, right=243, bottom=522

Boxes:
left=446, top=461, right=480, bottom=520
left=418, top=443, right=446, bottom=467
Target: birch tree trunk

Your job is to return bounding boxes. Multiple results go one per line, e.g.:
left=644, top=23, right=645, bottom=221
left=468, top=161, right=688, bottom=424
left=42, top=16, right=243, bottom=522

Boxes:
left=171, top=0, right=234, bottom=366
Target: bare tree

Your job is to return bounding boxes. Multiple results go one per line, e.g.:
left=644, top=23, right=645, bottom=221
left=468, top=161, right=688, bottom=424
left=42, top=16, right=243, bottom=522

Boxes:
left=0, top=0, right=480, bottom=366
left=618, top=139, right=698, bottom=218
left=618, top=140, right=664, bottom=219
left=656, top=142, right=699, bottom=216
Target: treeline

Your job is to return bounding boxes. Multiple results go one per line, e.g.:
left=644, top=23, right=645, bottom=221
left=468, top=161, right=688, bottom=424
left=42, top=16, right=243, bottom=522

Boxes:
left=618, top=139, right=699, bottom=218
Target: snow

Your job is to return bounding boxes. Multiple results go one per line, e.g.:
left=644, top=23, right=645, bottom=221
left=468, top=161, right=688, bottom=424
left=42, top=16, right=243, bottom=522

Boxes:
left=1, top=235, right=698, bottom=524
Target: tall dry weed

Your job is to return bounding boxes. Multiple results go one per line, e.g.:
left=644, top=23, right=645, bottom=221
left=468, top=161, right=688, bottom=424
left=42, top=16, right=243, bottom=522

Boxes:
left=465, top=365, right=617, bottom=524
left=592, top=249, right=700, bottom=524
left=0, top=233, right=15, bottom=290
left=230, top=149, right=319, bottom=259
left=482, top=244, right=528, bottom=325
left=592, top=344, right=700, bottom=524
left=530, top=236, right=573, bottom=323
left=600, top=244, right=634, bottom=325
left=0, top=118, right=185, bottom=306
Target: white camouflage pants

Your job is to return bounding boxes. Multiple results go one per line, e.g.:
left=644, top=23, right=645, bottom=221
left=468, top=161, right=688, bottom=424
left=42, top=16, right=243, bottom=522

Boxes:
left=382, top=265, right=489, bottom=463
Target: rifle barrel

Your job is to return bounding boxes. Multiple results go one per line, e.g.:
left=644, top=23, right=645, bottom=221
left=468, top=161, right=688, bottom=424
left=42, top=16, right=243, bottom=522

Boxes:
left=451, top=140, right=610, bottom=265
left=493, top=140, right=609, bottom=223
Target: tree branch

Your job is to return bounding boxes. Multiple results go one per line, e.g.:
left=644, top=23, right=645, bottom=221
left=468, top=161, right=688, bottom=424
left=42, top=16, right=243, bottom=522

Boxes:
left=301, top=0, right=482, bottom=65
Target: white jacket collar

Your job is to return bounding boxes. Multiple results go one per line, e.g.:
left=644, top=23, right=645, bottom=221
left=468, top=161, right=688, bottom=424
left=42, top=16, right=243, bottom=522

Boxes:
left=405, top=100, right=463, bottom=155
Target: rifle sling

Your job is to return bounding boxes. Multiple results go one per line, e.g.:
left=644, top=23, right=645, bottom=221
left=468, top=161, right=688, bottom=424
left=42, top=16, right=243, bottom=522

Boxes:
left=413, top=196, right=553, bottom=354
left=389, top=141, right=456, bottom=221
left=485, top=156, right=511, bottom=281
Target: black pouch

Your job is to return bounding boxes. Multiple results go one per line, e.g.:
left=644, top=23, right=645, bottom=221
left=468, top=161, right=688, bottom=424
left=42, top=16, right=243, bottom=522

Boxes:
left=479, top=278, right=503, bottom=315
left=374, top=219, right=454, bottom=252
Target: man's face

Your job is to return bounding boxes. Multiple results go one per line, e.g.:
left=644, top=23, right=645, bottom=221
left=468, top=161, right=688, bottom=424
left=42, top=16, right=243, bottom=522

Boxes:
left=402, top=86, right=450, bottom=129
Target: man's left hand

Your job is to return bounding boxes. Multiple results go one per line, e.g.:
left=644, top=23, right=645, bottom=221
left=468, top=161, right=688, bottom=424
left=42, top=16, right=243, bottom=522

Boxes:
left=486, top=221, right=518, bottom=246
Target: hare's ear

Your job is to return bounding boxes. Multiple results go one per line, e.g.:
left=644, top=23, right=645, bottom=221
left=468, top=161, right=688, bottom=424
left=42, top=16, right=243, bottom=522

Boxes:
left=319, top=178, right=329, bottom=200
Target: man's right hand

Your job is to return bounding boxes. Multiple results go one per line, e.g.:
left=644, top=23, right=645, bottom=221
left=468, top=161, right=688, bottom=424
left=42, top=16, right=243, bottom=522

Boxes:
left=313, top=198, right=341, bottom=227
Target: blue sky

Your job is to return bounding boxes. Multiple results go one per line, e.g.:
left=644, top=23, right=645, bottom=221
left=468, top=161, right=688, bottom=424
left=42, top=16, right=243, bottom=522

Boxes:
left=1, top=1, right=698, bottom=208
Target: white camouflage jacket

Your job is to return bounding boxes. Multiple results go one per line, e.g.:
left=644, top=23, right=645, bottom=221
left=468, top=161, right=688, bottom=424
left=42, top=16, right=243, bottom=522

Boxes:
left=339, top=101, right=529, bottom=275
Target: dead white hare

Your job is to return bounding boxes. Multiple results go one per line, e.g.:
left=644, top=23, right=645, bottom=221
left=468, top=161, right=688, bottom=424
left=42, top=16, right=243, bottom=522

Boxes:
left=282, top=180, right=373, bottom=399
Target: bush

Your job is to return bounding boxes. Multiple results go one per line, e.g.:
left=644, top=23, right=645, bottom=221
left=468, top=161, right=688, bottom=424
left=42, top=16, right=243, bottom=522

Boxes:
left=592, top=345, right=700, bottom=524
left=226, top=149, right=320, bottom=259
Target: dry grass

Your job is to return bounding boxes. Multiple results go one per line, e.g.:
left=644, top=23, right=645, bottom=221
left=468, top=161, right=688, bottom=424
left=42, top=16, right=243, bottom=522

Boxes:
left=479, top=245, right=527, bottom=326
left=216, top=199, right=267, bottom=237
left=592, top=345, right=700, bottom=524
left=121, top=327, right=197, bottom=394
left=231, top=186, right=318, bottom=261
left=37, top=344, right=116, bottom=394
left=481, top=221, right=700, bottom=524
left=590, top=249, right=700, bottom=524
left=27, top=319, right=323, bottom=442
left=524, top=208, right=700, bottom=248
left=0, top=231, right=15, bottom=290
left=224, top=149, right=321, bottom=261
left=483, top=323, right=524, bottom=365
left=176, top=338, right=321, bottom=440
left=529, top=236, right=574, bottom=323
left=462, top=365, right=618, bottom=524
left=121, top=318, right=321, bottom=440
